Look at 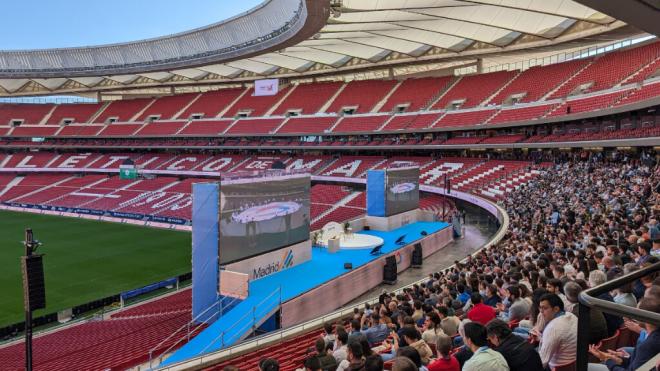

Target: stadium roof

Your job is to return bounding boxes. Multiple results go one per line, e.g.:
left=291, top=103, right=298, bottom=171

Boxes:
left=0, top=0, right=645, bottom=97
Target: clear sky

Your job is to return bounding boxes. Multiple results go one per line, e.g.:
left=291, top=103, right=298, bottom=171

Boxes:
left=0, top=0, right=264, bottom=50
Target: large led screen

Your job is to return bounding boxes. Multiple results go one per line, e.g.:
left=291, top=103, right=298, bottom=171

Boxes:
left=218, top=174, right=310, bottom=265
left=385, top=167, right=419, bottom=216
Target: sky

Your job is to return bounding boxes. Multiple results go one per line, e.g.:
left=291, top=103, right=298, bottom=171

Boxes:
left=0, top=0, right=264, bottom=50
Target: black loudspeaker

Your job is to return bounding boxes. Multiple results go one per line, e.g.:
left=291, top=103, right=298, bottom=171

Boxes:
left=22, top=255, right=46, bottom=312
left=363, top=226, right=370, bottom=231
left=411, top=243, right=423, bottom=268
left=344, top=262, right=353, bottom=270
left=420, top=230, right=428, bottom=236
left=383, top=255, right=397, bottom=284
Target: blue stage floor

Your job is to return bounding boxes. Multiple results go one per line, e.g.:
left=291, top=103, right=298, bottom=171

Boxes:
left=163, top=221, right=449, bottom=366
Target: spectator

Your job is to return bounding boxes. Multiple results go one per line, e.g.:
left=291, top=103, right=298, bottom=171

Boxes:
left=259, top=358, right=280, bottom=371
left=536, top=293, right=578, bottom=369
left=563, top=281, right=608, bottom=345
left=588, top=297, right=660, bottom=371
left=589, top=270, right=624, bottom=336
left=421, top=312, right=445, bottom=346
left=323, top=323, right=336, bottom=346
left=461, top=322, right=509, bottom=371
left=467, top=292, right=496, bottom=325
left=390, top=357, right=417, bottom=371
left=485, top=319, right=542, bottom=371
left=332, top=331, right=348, bottom=364
left=438, top=306, right=460, bottom=336
left=399, top=327, right=433, bottom=366
left=427, top=334, right=459, bottom=371
left=336, top=341, right=365, bottom=371
left=364, top=354, right=383, bottom=371
left=361, top=313, right=389, bottom=346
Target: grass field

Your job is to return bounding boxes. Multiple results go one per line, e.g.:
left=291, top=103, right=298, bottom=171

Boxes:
left=0, top=210, right=191, bottom=327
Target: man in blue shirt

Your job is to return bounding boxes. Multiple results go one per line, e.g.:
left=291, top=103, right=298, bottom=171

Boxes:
left=361, top=312, right=390, bottom=346
left=588, top=297, right=659, bottom=371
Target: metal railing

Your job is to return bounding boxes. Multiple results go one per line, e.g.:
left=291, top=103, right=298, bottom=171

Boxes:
left=148, top=283, right=249, bottom=368
left=200, top=286, right=282, bottom=355
left=577, top=261, right=660, bottom=370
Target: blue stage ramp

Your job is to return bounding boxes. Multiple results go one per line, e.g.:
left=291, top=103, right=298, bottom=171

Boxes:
left=161, top=221, right=449, bottom=366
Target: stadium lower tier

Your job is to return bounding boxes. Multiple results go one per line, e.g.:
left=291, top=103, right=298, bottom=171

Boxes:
left=0, top=153, right=548, bottom=224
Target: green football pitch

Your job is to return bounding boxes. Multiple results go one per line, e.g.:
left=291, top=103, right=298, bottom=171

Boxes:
left=0, top=210, right=191, bottom=327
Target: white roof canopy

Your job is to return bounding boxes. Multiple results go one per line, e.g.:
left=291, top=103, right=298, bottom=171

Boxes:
left=0, top=0, right=639, bottom=97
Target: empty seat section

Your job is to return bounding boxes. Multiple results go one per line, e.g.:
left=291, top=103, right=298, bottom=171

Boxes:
left=311, top=207, right=363, bottom=230
left=433, top=70, right=516, bottom=109
left=321, top=156, right=385, bottom=178
left=547, top=90, right=631, bottom=117
left=380, top=76, right=453, bottom=112
left=488, top=104, right=556, bottom=124
left=57, top=125, right=104, bottom=136
left=310, top=184, right=352, bottom=205
left=46, top=103, right=104, bottom=125
left=325, top=80, right=398, bottom=114
left=226, top=118, right=284, bottom=134
left=0, top=311, right=196, bottom=371
left=550, top=41, right=660, bottom=98
left=624, top=58, right=660, bottom=84
left=272, top=82, right=343, bottom=115
left=434, top=109, right=497, bottom=128
left=332, top=115, right=388, bottom=132
left=480, top=134, right=526, bottom=144
left=94, top=98, right=154, bottom=123
left=615, top=82, right=660, bottom=106
left=179, top=88, right=246, bottom=119
left=443, top=137, right=484, bottom=145
left=0, top=126, right=10, bottom=136
left=134, top=121, right=187, bottom=136
left=178, top=119, right=234, bottom=135
left=10, top=126, right=60, bottom=137
left=97, top=123, right=144, bottom=136
left=488, top=59, right=589, bottom=104
left=136, top=93, right=198, bottom=121
left=2, top=151, right=81, bottom=168
left=276, top=116, right=338, bottom=134
left=222, top=86, right=291, bottom=118
left=0, top=103, right=53, bottom=125
left=381, top=113, right=442, bottom=131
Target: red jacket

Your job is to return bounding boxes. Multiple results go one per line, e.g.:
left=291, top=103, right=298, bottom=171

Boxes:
left=467, top=303, right=496, bottom=325
left=428, top=355, right=460, bottom=371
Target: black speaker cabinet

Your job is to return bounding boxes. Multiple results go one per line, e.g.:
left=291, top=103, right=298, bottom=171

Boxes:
left=344, top=262, right=353, bottom=270
left=22, top=254, right=46, bottom=312
left=411, top=243, right=423, bottom=268
left=383, top=255, right=397, bottom=284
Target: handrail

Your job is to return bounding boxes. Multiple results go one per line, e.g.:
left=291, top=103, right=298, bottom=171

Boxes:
left=149, top=282, right=249, bottom=368
left=200, top=286, right=282, bottom=354
left=576, top=261, right=660, bottom=371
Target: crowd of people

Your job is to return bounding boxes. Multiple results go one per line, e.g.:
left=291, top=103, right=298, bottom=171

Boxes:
left=225, top=152, right=660, bottom=371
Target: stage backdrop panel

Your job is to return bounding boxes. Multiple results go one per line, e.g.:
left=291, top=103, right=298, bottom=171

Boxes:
left=192, top=182, right=220, bottom=323
left=366, top=170, right=386, bottom=217
left=219, top=174, right=310, bottom=265
left=385, top=167, right=419, bottom=216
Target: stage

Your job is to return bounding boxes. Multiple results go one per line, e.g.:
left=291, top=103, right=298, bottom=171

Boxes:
left=163, top=221, right=450, bottom=366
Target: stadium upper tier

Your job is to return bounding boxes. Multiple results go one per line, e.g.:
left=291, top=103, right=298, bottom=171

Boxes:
left=0, top=0, right=640, bottom=96
left=0, top=41, right=659, bottom=141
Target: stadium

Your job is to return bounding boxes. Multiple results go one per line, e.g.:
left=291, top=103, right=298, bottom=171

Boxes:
left=0, top=0, right=658, bottom=370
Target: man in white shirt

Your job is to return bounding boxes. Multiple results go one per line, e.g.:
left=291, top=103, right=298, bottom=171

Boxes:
left=534, top=293, right=578, bottom=369
left=332, top=330, right=348, bottom=363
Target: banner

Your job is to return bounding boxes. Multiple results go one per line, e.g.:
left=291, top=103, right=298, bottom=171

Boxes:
left=254, top=79, right=279, bottom=96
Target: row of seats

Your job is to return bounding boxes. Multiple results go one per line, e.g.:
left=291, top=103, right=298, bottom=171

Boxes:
left=0, top=116, right=657, bottom=151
